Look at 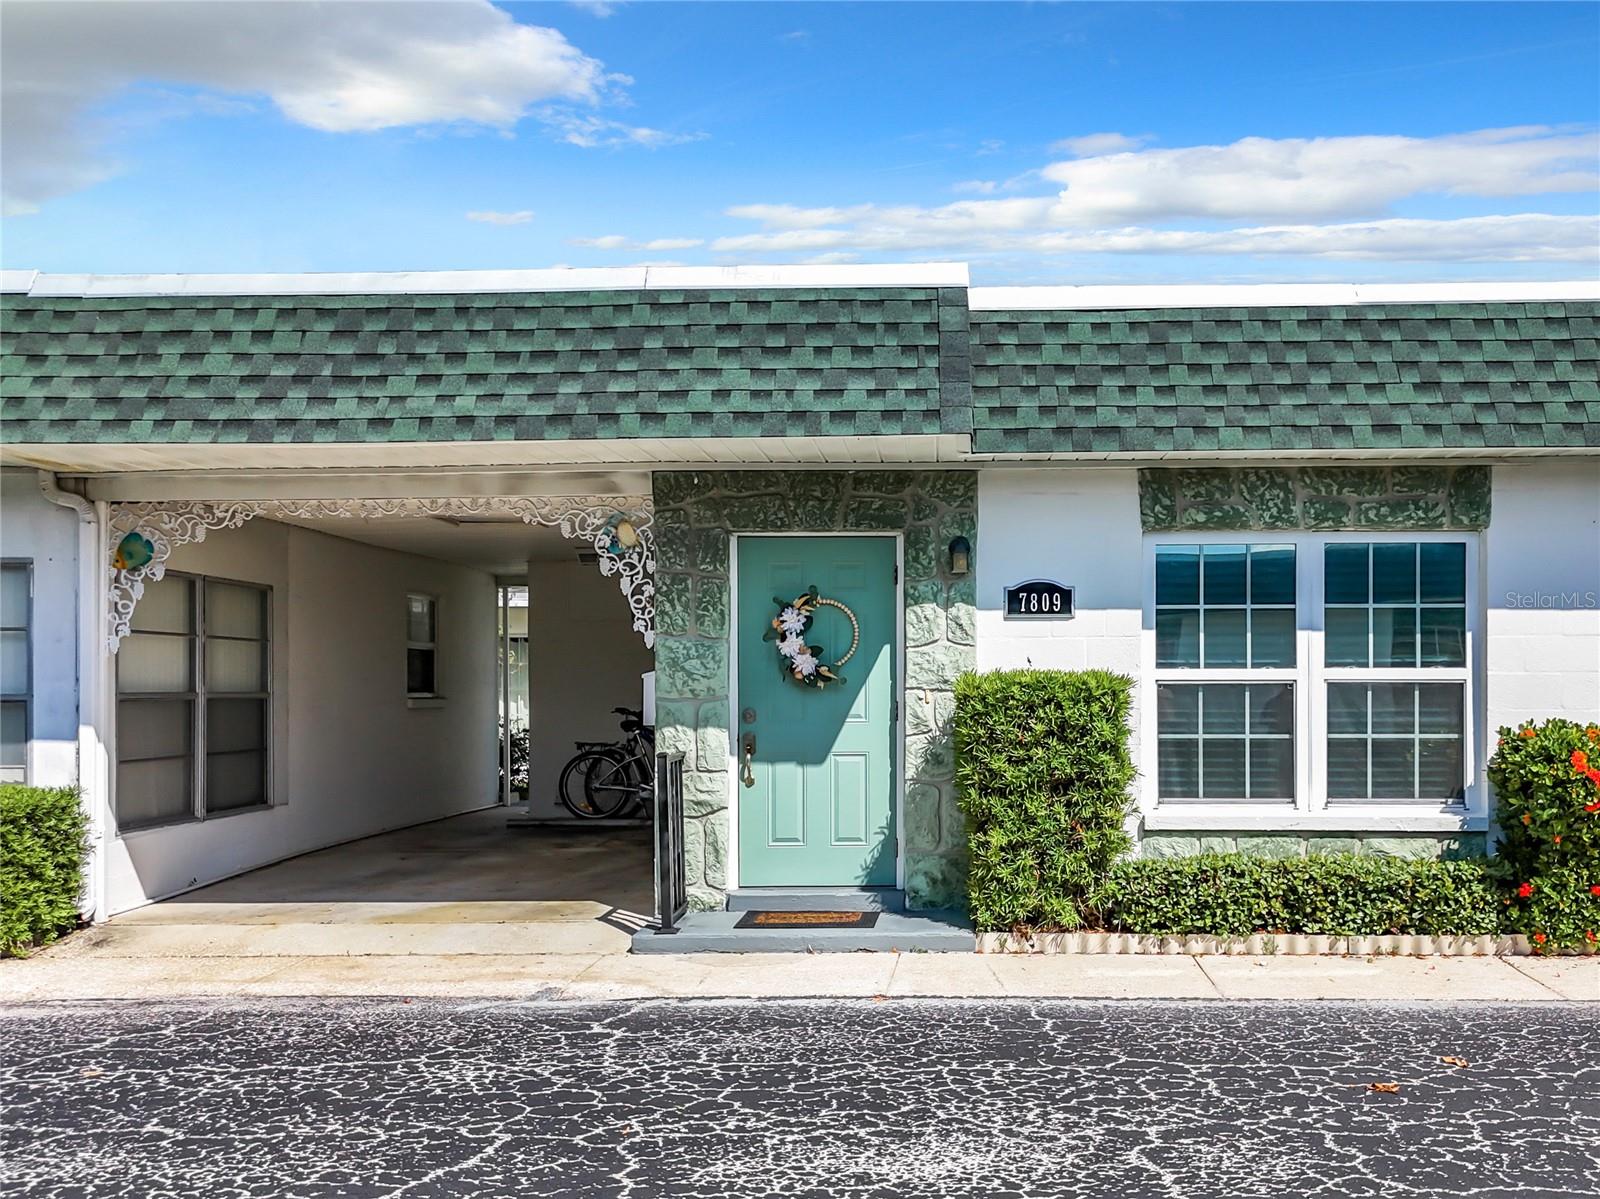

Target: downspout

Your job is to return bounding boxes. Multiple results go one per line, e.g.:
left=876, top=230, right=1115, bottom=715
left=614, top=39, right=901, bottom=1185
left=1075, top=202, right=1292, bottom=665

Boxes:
left=37, top=471, right=111, bottom=924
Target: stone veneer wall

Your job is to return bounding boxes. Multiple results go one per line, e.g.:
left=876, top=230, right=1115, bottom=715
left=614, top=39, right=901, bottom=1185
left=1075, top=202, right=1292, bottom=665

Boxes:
left=651, top=470, right=978, bottom=911
left=1138, top=464, right=1491, bottom=531
left=1141, top=832, right=1487, bottom=860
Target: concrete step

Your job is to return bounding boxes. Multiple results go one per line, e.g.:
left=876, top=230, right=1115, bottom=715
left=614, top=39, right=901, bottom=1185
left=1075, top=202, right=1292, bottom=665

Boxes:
left=631, top=910, right=974, bottom=954
left=724, top=887, right=906, bottom=913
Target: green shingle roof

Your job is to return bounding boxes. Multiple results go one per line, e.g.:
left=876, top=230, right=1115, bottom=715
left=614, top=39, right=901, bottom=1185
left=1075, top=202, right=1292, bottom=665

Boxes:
left=1, top=288, right=973, bottom=444
left=970, top=302, right=1600, bottom=454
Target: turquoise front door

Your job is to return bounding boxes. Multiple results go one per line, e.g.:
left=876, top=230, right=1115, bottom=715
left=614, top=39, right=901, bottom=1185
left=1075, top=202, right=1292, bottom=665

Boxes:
left=736, top=536, right=898, bottom=887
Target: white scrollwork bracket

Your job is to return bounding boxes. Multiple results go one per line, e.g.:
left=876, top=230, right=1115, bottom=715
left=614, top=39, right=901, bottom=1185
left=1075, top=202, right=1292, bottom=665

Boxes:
left=106, top=496, right=656, bottom=653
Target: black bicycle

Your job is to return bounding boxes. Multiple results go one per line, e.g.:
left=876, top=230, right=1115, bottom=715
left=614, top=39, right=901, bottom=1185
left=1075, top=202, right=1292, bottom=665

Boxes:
left=557, top=707, right=654, bottom=819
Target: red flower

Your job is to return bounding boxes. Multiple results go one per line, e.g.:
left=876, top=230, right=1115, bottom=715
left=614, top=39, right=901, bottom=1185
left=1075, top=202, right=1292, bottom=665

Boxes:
left=1573, top=749, right=1591, bottom=772
left=1522, top=812, right=1533, bottom=825
left=1533, top=932, right=1548, bottom=944
left=1555, top=835, right=1563, bottom=845
left=1518, top=882, right=1534, bottom=898
left=1587, top=768, right=1600, bottom=785
left=1521, top=727, right=1537, bottom=738
left=1586, top=802, right=1600, bottom=814
left=1591, top=885, right=1600, bottom=897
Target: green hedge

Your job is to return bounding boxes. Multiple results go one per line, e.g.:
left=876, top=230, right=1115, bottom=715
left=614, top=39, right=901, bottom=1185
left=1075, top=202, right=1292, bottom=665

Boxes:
left=1488, top=717, right=1600, bottom=952
left=955, top=668, right=1135, bottom=931
left=1, top=785, right=89, bottom=956
left=1096, top=854, right=1503, bottom=938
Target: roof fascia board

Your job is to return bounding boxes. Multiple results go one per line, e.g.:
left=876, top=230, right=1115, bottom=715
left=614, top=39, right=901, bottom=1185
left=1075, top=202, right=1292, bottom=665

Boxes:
left=968, top=281, right=1600, bottom=310
left=18, top=263, right=969, bottom=298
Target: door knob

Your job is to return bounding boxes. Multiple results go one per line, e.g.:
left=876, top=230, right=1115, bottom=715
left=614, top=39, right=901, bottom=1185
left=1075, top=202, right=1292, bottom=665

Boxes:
left=741, top=734, right=756, bottom=788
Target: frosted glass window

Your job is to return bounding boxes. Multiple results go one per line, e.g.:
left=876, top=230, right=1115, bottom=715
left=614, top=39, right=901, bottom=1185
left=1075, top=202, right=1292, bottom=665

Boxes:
left=204, top=581, right=265, bottom=639
left=118, top=634, right=192, bottom=693
left=407, top=595, right=436, bottom=645
left=131, top=575, right=193, bottom=635
left=205, top=638, right=265, bottom=693
left=407, top=594, right=438, bottom=696
left=115, top=756, right=193, bottom=829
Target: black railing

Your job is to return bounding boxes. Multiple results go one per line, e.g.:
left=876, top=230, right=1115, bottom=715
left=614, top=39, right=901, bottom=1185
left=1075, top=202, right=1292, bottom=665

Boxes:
left=653, top=751, right=688, bottom=933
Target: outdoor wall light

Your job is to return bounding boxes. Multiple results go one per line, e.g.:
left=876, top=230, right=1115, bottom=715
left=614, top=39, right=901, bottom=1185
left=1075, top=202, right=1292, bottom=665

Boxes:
left=948, top=536, right=972, bottom=576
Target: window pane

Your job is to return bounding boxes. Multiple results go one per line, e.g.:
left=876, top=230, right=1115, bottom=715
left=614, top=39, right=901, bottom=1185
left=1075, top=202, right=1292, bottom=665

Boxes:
left=1325, top=544, right=1369, bottom=604
left=131, top=575, right=193, bottom=634
left=1419, top=543, right=1466, bottom=603
left=1371, top=740, right=1417, bottom=799
left=117, top=756, right=192, bottom=828
left=206, top=751, right=266, bottom=812
left=1201, top=739, right=1247, bottom=799
left=1203, top=546, right=1248, bottom=605
left=1326, top=683, right=1368, bottom=735
left=207, top=698, right=265, bottom=754
left=206, top=638, right=265, bottom=693
left=1250, top=609, right=1296, bottom=668
left=1155, top=548, right=1200, bottom=606
left=1202, top=609, right=1248, bottom=667
left=1420, top=608, right=1466, bottom=667
left=1372, top=544, right=1417, bottom=604
left=1201, top=685, right=1247, bottom=735
left=1248, top=741, right=1295, bottom=800
left=117, top=699, right=191, bottom=762
left=1248, top=684, right=1295, bottom=736
left=1324, top=608, right=1369, bottom=667
left=0, top=563, right=28, bottom=628
left=407, top=648, right=436, bottom=695
left=0, top=629, right=27, bottom=694
left=1157, top=738, right=1199, bottom=799
left=0, top=700, right=24, bottom=773
left=1371, top=607, right=1417, bottom=668
left=1327, top=739, right=1368, bottom=799
left=119, top=633, right=192, bottom=693
left=1417, top=739, right=1465, bottom=801
left=1156, top=684, right=1199, bottom=735
left=1155, top=610, right=1200, bottom=668
left=1250, top=546, right=1296, bottom=606
left=407, top=596, right=436, bottom=644
left=1368, top=682, right=1416, bottom=734
left=1417, top=684, right=1464, bottom=736
left=205, top=581, right=265, bottom=639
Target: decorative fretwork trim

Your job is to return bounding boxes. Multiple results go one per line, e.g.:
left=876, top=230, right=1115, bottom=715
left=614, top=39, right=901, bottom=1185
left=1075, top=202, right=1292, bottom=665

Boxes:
left=107, top=496, right=655, bottom=652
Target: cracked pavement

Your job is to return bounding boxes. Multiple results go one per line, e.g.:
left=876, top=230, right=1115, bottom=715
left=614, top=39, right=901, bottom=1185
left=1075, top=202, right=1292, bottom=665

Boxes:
left=2, top=997, right=1596, bottom=1198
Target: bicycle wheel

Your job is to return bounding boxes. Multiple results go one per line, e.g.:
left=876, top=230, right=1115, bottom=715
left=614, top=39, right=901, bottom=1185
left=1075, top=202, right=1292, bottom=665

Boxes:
left=582, top=752, right=645, bottom=818
left=559, top=749, right=623, bottom=818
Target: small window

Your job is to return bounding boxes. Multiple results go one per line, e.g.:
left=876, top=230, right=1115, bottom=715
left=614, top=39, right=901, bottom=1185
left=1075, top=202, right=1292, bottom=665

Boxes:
left=1157, top=682, right=1295, bottom=801
left=406, top=594, right=438, bottom=697
left=1155, top=544, right=1296, bottom=668
left=1327, top=682, right=1465, bottom=801
left=0, top=562, right=31, bottom=783
left=1325, top=542, right=1466, bottom=668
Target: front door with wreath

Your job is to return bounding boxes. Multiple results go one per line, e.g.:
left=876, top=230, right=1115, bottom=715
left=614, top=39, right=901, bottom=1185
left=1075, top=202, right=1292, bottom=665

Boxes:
left=734, top=535, right=899, bottom=887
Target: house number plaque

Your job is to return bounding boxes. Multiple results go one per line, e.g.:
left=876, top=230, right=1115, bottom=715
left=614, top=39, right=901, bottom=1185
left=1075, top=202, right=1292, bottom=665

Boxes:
left=1004, top=579, right=1074, bottom=619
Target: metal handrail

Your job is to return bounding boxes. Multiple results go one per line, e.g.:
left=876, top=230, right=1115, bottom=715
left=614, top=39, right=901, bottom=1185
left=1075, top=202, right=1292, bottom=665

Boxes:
left=652, top=752, right=689, bottom=933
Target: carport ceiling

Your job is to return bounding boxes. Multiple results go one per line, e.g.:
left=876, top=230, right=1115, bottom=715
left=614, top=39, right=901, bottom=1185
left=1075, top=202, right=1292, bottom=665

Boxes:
left=270, top=513, right=587, bottom=576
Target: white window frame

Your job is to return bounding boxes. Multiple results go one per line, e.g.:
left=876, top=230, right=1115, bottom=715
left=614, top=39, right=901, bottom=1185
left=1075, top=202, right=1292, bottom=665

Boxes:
left=115, top=571, right=274, bottom=832
left=406, top=593, right=440, bottom=699
left=1139, top=531, right=1484, bottom=834
left=1, top=559, right=32, bottom=784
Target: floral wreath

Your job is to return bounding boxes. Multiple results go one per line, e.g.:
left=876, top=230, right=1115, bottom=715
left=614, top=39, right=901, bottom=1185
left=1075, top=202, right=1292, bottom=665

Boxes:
left=765, top=586, right=859, bottom=689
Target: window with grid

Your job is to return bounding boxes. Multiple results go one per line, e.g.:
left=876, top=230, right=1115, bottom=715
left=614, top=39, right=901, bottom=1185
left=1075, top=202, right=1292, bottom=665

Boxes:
left=1154, top=544, right=1297, bottom=801
left=1324, top=543, right=1467, bottom=802
left=406, top=594, right=438, bottom=697
left=1, top=562, right=31, bottom=783
left=116, top=573, right=270, bottom=830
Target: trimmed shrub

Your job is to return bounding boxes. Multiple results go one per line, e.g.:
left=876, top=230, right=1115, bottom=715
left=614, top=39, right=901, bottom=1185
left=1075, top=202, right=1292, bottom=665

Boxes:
left=955, top=668, right=1134, bottom=931
left=1488, top=718, right=1600, bottom=952
left=1096, top=854, right=1502, bottom=938
left=1, top=785, right=89, bottom=957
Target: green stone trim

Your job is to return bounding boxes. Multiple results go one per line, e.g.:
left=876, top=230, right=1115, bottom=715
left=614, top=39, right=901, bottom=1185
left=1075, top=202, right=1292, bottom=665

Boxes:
left=652, top=470, right=977, bottom=911
left=1138, top=465, right=1491, bottom=532
left=1139, top=831, right=1487, bottom=861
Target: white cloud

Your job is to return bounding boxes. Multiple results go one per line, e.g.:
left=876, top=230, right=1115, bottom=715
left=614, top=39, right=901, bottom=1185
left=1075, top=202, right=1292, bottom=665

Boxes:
left=952, top=180, right=998, bottom=195
left=0, top=0, right=674, bottom=215
left=1050, top=132, right=1150, bottom=157
left=571, top=234, right=630, bottom=249
left=1038, top=127, right=1598, bottom=224
left=539, top=111, right=705, bottom=149
left=570, top=0, right=618, bottom=16
left=570, top=234, right=704, bottom=251
left=466, top=210, right=535, bottom=225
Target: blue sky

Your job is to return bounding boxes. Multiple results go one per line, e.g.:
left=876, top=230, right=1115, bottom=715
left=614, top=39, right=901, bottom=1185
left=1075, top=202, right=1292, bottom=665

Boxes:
left=2, top=1, right=1596, bottom=283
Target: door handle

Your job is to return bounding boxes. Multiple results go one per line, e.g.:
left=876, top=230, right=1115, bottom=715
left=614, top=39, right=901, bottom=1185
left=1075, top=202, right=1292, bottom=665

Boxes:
left=741, top=734, right=756, bottom=788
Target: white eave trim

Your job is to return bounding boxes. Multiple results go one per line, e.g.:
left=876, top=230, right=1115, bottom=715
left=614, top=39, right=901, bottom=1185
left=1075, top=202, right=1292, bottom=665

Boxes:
left=13, top=263, right=969, bottom=298
left=968, top=280, right=1600, bottom=311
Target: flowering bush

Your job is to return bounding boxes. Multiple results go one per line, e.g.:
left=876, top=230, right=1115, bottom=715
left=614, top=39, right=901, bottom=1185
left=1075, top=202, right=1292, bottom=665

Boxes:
left=1487, top=718, right=1600, bottom=953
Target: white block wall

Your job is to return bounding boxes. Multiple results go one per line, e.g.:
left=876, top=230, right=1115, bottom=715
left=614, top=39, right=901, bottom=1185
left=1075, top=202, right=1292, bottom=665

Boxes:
left=0, top=468, right=80, bottom=788
left=103, top=518, right=498, bottom=913
left=1484, top=461, right=1600, bottom=733
left=975, top=468, right=1147, bottom=757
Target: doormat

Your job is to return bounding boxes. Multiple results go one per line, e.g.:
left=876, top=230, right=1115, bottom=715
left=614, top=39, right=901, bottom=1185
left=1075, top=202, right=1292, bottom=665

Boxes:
left=734, top=910, right=881, bottom=930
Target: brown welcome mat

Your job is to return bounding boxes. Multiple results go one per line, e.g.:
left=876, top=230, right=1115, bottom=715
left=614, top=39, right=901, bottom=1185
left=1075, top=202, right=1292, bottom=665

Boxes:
left=734, top=910, right=880, bottom=930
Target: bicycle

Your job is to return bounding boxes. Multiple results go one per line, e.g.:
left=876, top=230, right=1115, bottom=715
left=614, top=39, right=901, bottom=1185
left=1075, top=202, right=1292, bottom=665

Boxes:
left=557, top=707, right=655, bottom=819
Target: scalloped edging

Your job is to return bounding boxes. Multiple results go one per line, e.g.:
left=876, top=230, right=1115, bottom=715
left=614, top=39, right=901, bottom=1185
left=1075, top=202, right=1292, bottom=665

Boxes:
left=977, top=931, right=1546, bottom=956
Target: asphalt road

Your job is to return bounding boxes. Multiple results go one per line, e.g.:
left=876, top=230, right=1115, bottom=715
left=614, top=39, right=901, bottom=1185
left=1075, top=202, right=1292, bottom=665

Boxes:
left=3, top=997, right=1596, bottom=1199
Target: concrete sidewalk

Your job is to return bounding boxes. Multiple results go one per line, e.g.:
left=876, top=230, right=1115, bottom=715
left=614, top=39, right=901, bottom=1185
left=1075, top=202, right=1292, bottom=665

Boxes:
left=2, top=949, right=1594, bottom=1003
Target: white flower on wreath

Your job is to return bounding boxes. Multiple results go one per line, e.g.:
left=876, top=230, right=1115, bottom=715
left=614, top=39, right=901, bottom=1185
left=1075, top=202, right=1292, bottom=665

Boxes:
left=777, top=634, right=808, bottom=660
left=778, top=606, right=809, bottom=635
left=790, top=650, right=819, bottom=677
